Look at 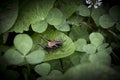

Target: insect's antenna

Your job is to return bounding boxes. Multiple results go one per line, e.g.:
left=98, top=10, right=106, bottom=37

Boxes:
left=40, top=35, right=50, bottom=42
left=38, top=43, right=44, bottom=48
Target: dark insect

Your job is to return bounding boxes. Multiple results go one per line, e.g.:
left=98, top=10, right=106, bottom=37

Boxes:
left=38, top=36, right=63, bottom=53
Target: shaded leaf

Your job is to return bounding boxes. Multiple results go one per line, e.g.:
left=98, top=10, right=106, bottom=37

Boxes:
left=34, top=63, right=51, bottom=76
left=91, top=8, right=106, bottom=26
left=89, top=53, right=111, bottom=66
left=26, top=50, right=45, bottom=64
left=77, top=5, right=90, bottom=17
left=109, top=5, right=120, bottom=22
left=97, top=43, right=112, bottom=54
left=99, top=14, right=115, bottom=28
left=0, top=0, right=18, bottom=34
left=80, top=54, right=90, bottom=63
left=14, top=34, right=33, bottom=55
left=64, top=63, right=118, bottom=80
left=3, top=48, right=24, bottom=65
left=67, top=15, right=83, bottom=26
left=69, top=25, right=89, bottom=41
left=47, top=70, right=63, bottom=80
left=3, top=33, right=9, bottom=44
left=97, top=43, right=109, bottom=50
left=70, top=53, right=80, bottom=65
left=0, top=45, right=10, bottom=52
left=60, top=3, right=78, bottom=18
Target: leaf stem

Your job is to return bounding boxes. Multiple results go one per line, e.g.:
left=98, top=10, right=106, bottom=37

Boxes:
left=108, top=30, right=120, bottom=40
left=23, top=60, right=31, bottom=80
left=23, top=71, right=28, bottom=80
left=59, top=59, right=64, bottom=73
left=111, top=52, right=120, bottom=63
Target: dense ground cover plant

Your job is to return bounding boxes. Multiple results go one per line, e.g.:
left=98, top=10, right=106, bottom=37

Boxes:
left=0, top=0, right=120, bottom=80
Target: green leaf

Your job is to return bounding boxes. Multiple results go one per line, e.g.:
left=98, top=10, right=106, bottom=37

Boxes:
left=89, top=52, right=111, bottom=66
left=70, top=53, right=80, bottom=66
left=74, top=38, right=87, bottom=52
left=61, top=56, right=73, bottom=70
left=54, top=20, right=70, bottom=32
left=80, top=54, right=90, bottom=63
left=48, top=70, right=63, bottom=80
left=109, top=5, right=120, bottom=22
left=83, top=44, right=96, bottom=54
left=89, top=32, right=104, bottom=47
left=3, top=33, right=9, bottom=44
left=44, top=30, right=75, bottom=61
left=69, top=25, right=89, bottom=41
left=97, top=43, right=109, bottom=50
left=91, top=8, right=106, bottom=26
left=98, top=47, right=112, bottom=55
left=14, top=34, right=33, bottom=55
left=33, top=30, right=75, bottom=61
left=60, top=3, right=78, bottom=18
left=0, top=0, right=18, bottom=34
left=10, top=0, right=55, bottom=33
left=0, top=45, right=10, bottom=52
left=34, top=63, right=51, bottom=76
left=64, top=63, right=118, bottom=80
left=67, top=15, right=83, bottom=26
left=26, top=50, right=45, bottom=64
left=97, top=43, right=112, bottom=54
left=31, top=20, right=48, bottom=33
left=46, top=8, right=64, bottom=26
left=99, top=14, right=115, bottom=28
left=77, top=5, right=90, bottom=17
left=3, top=48, right=24, bottom=65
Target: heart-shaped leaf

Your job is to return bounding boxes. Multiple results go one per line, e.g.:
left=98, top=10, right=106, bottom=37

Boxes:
left=54, top=20, right=70, bottom=32
left=14, top=34, right=33, bottom=55
left=77, top=5, right=90, bottom=17
left=89, top=32, right=104, bottom=47
left=47, top=70, right=63, bottom=80
left=60, top=3, right=78, bottom=18
left=46, top=8, right=64, bottom=26
left=34, top=63, right=51, bottom=76
left=26, top=50, right=45, bottom=64
left=69, top=25, right=89, bottom=41
left=91, top=8, right=106, bottom=26
left=83, top=44, right=96, bottom=54
left=31, top=20, right=48, bottom=33
left=3, top=48, right=24, bottom=65
left=99, top=14, right=115, bottom=28
left=74, top=38, right=87, bottom=52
